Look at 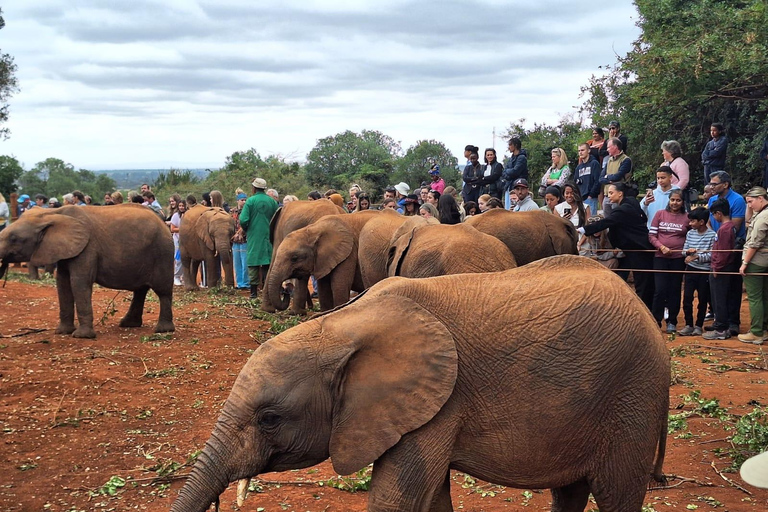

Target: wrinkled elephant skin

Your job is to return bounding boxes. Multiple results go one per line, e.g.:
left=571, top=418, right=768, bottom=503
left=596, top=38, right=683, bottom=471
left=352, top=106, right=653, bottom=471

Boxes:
left=172, top=256, right=669, bottom=512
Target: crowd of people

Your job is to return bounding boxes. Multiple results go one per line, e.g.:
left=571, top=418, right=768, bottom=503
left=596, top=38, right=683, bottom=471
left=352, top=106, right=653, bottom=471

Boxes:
left=3, top=120, right=768, bottom=345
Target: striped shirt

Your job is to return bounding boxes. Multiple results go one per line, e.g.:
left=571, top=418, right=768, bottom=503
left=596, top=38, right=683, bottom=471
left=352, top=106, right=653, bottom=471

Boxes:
left=683, top=228, right=716, bottom=271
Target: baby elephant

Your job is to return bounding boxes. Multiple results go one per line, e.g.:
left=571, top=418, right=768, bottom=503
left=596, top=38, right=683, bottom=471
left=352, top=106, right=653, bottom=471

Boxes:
left=0, top=205, right=175, bottom=338
left=172, top=255, right=669, bottom=512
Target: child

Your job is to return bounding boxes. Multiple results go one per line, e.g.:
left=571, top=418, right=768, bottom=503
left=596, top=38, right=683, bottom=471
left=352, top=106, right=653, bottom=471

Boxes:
left=678, top=207, right=716, bottom=336
left=703, top=199, right=737, bottom=340
left=578, top=215, right=621, bottom=269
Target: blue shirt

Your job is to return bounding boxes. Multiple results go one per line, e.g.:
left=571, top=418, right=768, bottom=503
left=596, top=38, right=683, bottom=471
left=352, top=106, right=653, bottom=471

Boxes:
left=708, top=188, right=746, bottom=238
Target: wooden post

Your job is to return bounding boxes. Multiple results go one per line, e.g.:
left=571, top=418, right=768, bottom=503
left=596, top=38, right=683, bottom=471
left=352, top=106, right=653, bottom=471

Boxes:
left=9, top=192, right=18, bottom=222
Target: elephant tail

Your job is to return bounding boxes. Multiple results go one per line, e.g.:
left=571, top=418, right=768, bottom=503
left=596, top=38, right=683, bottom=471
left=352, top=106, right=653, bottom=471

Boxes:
left=651, top=403, right=668, bottom=484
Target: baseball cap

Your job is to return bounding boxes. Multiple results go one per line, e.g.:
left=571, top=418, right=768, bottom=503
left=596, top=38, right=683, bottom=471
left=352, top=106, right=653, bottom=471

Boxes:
left=17, top=194, right=30, bottom=203
left=512, top=178, right=529, bottom=189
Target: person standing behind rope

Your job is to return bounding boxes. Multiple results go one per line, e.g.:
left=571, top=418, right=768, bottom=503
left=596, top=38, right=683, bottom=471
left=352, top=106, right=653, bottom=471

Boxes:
left=239, top=178, right=279, bottom=299
left=703, top=199, right=738, bottom=340
left=738, top=187, right=768, bottom=345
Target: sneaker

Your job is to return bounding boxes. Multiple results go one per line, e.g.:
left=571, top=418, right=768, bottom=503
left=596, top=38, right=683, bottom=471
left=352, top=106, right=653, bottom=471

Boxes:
left=702, top=330, right=730, bottom=340
left=737, top=332, right=766, bottom=345
left=704, top=312, right=714, bottom=321
left=729, top=325, right=740, bottom=337
left=704, top=325, right=716, bottom=332
left=666, top=323, right=677, bottom=334
left=677, top=325, right=695, bottom=336
left=173, top=278, right=182, bottom=286
left=693, top=326, right=703, bottom=336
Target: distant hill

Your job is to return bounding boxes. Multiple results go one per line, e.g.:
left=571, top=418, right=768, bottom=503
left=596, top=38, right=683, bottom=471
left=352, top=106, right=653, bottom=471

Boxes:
left=92, top=169, right=214, bottom=189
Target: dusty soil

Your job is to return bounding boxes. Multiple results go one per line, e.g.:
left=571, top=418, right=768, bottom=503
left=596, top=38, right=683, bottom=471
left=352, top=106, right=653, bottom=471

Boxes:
left=1, top=268, right=767, bottom=512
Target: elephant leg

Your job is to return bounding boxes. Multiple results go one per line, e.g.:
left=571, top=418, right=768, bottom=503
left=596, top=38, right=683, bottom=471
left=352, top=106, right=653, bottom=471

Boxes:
left=154, top=288, right=175, bottom=333
left=290, top=277, right=310, bottom=315
left=55, top=267, right=76, bottom=335
left=550, top=480, right=590, bottom=512
left=316, top=276, right=335, bottom=312
left=28, top=265, right=40, bottom=280
left=588, top=454, right=649, bottom=512
left=71, top=278, right=96, bottom=339
left=120, top=286, right=149, bottom=328
left=427, top=472, right=453, bottom=512
left=330, top=256, right=357, bottom=307
left=204, top=254, right=219, bottom=288
left=183, top=256, right=199, bottom=291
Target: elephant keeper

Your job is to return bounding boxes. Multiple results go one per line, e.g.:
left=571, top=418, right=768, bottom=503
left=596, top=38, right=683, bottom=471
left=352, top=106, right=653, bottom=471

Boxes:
left=239, top=178, right=280, bottom=298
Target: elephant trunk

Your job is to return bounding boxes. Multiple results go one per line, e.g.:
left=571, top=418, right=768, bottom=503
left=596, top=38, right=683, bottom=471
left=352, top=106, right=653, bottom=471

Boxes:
left=266, top=265, right=290, bottom=311
left=0, top=261, right=7, bottom=281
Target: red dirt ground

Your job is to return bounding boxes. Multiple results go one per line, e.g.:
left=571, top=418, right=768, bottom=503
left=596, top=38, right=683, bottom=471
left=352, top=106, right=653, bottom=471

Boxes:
left=1, top=268, right=767, bottom=512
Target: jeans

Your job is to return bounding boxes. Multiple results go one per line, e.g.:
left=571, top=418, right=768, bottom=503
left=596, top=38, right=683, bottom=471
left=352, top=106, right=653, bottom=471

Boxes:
left=583, top=197, right=598, bottom=217
left=683, top=267, right=710, bottom=327
left=233, top=242, right=250, bottom=288
left=652, top=257, right=685, bottom=326
left=744, top=262, right=768, bottom=336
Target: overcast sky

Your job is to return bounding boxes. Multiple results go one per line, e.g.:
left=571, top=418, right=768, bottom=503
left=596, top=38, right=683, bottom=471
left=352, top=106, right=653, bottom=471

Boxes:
left=0, top=1, right=640, bottom=170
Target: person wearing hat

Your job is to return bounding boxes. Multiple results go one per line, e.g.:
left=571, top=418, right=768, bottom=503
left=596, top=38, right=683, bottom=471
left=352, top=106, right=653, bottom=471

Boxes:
left=741, top=450, right=768, bottom=488
left=738, top=186, right=768, bottom=344
left=403, top=194, right=420, bottom=216
left=428, top=164, right=445, bottom=194
left=230, top=190, right=250, bottom=290
left=511, top=179, right=538, bottom=212
left=394, top=182, right=410, bottom=213
left=17, top=194, right=31, bottom=216
left=239, top=178, right=279, bottom=299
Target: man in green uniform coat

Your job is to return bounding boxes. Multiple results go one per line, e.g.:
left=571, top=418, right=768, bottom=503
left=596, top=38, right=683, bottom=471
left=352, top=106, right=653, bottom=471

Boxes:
left=239, top=178, right=279, bottom=298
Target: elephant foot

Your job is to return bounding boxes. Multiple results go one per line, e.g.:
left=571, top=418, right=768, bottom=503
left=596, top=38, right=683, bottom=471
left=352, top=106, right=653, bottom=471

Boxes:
left=184, top=285, right=200, bottom=292
left=119, top=316, right=143, bottom=328
left=55, top=323, right=76, bottom=335
left=154, top=320, right=176, bottom=333
left=290, top=307, right=308, bottom=316
left=260, top=302, right=277, bottom=313
left=72, top=326, right=97, bottom=339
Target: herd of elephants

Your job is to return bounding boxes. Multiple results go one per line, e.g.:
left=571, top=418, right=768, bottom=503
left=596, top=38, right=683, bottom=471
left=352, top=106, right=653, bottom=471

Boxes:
left=0, top=199, right=677, bottom=511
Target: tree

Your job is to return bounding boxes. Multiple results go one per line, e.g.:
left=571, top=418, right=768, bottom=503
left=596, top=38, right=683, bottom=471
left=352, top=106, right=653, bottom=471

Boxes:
left=580, top=0, right=768, bottom=190
left=18, top=158, right=117, bottom=200
left=0, top=155, right=23, bottom=197
left=304, top=130, right=401, bottom=197
left=0, top=9, right=19, bottom=140
left=393, top=140, right=459, bottom=191
left=502, top=117, right=591, bottom=194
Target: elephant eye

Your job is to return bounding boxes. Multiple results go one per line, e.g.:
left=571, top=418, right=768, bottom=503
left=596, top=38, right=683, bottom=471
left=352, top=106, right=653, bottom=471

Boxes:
left=258, top=412, right=281, bottom=429
left=290, top=255, right=299, bottom=263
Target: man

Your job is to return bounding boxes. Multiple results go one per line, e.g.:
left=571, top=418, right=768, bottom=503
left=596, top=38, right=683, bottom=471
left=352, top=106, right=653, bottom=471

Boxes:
left=641, top=167, right=678, bottom=229
left=142, top=191, right=166, bottom=220
left=707, top=171, right=745, bottom=336
left=267, top=188, right=281, bottom=205
left=239, top=178, right=280, bottom=299
left=599, top=138, right=632, bottom=217
left=574, top=142, right=601, bottom=214
left=34, top=194, right=48, bottom=208
left=607, top=121, right=628, bottom=155
left=140, top=183, right=150, bottom=194
left=16, top=194, right=31, bottom=215
left=701, top=122, right=728, bottom=183
left=511, top=179, right=538, bottom=212
left=501, top=137, right=528, bottom=210
left=394, top=182, right=410, bottom=213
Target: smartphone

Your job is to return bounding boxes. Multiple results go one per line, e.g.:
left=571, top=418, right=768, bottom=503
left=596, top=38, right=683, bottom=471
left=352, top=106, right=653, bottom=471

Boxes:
left=564, top=207, right=572, bottom=215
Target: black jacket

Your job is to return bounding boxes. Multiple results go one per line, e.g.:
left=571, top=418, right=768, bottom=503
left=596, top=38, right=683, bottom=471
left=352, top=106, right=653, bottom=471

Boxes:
left=501, top=149, right=529, bottom=192
left=583, top=196, right=652, bottom=251
left=480, top=161, right=504, bottom=199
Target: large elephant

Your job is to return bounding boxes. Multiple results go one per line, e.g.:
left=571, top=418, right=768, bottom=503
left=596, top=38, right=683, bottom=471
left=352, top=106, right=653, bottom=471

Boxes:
left=267, top=209, right=380, bottom=312
left=179, top=205, right=235, bottom=291
left=171, top=256, right=669, bottom=512
left=0, top=204, right=174, bottom=338
left=357, top=208, right=411, bottom=288
left=465, top=209, right=578, bottom=265
left=262, top=199, right=344, bottom=315
left=388, top=222, right=517, bottom=278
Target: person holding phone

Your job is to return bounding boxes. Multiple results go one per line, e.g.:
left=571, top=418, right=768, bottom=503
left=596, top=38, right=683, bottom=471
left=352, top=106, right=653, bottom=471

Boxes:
left=556, top=182, right=588, bottom=228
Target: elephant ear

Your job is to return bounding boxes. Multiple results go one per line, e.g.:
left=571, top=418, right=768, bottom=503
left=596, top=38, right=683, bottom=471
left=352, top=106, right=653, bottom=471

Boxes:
left=269, top=206, right=283, bottom=245
left=312, top=219, right=354, bottom=279
left=195, top=209, right=216, bottom=251
left=30, top=213, right=89, bottom=266
left=387, top=228, right=416, bottom=277
left=324, top=294, right=458, bottom=475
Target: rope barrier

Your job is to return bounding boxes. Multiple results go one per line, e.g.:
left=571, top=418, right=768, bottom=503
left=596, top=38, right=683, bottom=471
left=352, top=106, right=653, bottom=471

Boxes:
left=603, top=267, right=768, bottom=276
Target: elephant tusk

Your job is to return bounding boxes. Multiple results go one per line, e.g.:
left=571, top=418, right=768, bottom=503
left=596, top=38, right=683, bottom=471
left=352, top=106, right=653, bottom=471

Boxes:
left=236, top=478, right=249, bottom=507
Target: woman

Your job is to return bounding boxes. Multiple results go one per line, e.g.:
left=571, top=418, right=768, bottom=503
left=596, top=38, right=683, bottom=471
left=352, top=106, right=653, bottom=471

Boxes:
left=230, top=191, right=250, bottom=289
left=648, top=189, right=689, bottom=331
left=428, top=164, right=446, bottom=194
left=555, top=183, right=588, bottom=228
left=427, top=190, right=440, bottom=207
left=540, top=186, right=563, bottom=214
left=463, top=144, right=479, bottom=167
left=580, top=182, right=655, bottom=310
left=355, top=193, right=371, bottom=212
left=438, top=194, right=461, bottom=225
left=419, top=203, right=439, bottom=219
left=0, top=193, right=8, bottom=232
left=661, top=140, right=690, bottom=191
left=739, top=187, right=768, bottom=344
left=539, top=148, right=571, bottom=197
left=578, top=215, right=621, bottom=269
left=111, top=191, right=124, bottom=204
left=486, top=198, right=504, bottom=209
left=463, top=201, right=478, bottom=217
left=481, top=148, right=504, bottom=200
left=462, top=151, right=483, bottom=204
left=478, top=194, right=491, bottom=213
left=210, top=190, right=224, bottom=208
left=167, top=194, right=182, bottom=223
left=283, top=195, right=299, bottom=203
left=403, top=194, right=420, bottom=217
left=589, top=127, right=606, bottom=164
left=169, top=199, right=187, bottom=286
left=307, top=190, right=322, bottom=201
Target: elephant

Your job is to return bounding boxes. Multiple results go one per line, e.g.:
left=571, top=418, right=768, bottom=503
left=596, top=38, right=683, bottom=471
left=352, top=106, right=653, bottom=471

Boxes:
left=358, top=212, right=435, bottom=288
left=465, top=209, right=579, bottom=265
left=0, top=204, right=175, bottom=338
left=388, top=222, right=517, bottom=278
left=267, top=209, right=380, bottom=312
left=27, top=263, right=56, bottom=280
left=262, top=199, right=345, bottom=315
left=171, top=255, right=669, bottom=512
left=179, top=205, right=235, bottom=291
